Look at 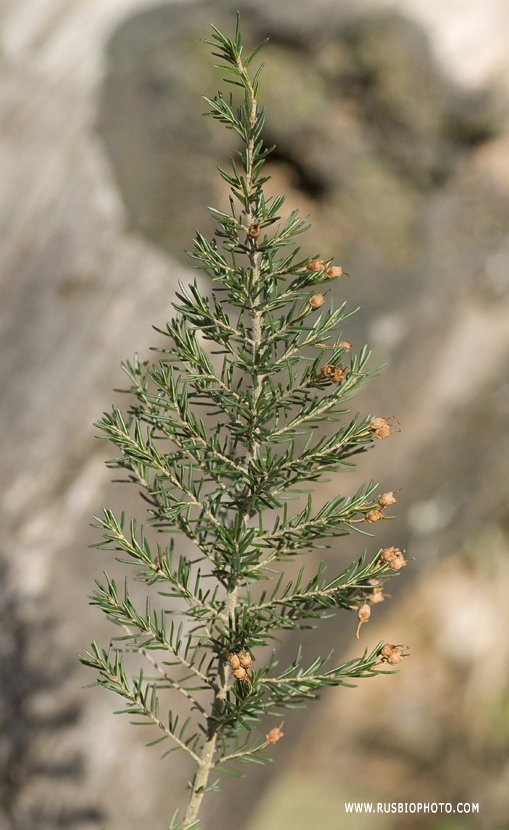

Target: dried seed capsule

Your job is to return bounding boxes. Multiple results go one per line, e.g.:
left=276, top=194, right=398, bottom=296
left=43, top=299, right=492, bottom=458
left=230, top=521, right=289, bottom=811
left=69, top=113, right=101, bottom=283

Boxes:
left=307, top=258, right=326, bottom=272
left=266, top=723, right=284, bottom=744
left=378, top=546, right=407, bottom=570
left=238, top=649, right=252, bottom=669
left=378, top=491, right=398, bottom=507
left=320, top=364, right=337, bottom=379
left=232, top=666, right=247, bottom=680
left=226, top=652, right=241, bottom=670
left=369, top=416, right=399, bottom=440
left=388, top=553, right=407, bottom=570
left=325, top=265, right=348, bottom=279
left=379, top=546, right=402, bottom=563
left=366, top=508, right=385, bottom=523
left=370, top=417, right=388, bottom=431
left=358, top=603, right=371, bottom=621
left=309, top=292, right=325, bottom=309
left=380, top=644, right=409, bottom=665
left=331, top=367, right=347, bottom=383
left=319, top=364, right=346, bottom=383
left=338, top=341, right=352, bottom=352
left=355, top=601, right=371, bottom=639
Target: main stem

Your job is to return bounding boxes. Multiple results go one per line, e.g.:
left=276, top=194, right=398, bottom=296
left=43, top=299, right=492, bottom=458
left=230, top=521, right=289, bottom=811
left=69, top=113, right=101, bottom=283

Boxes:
left=180, top=59, right=263, bottom=830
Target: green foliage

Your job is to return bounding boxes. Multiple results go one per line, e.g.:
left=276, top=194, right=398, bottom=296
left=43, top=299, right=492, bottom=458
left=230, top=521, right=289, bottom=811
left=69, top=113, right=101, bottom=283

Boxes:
left=80, top=15, right=405, bottom=829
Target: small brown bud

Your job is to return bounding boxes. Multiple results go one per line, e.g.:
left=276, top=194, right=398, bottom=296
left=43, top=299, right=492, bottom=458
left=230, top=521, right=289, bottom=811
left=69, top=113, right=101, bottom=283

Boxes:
left=309, top=292, right=325, bottom=309
left=378, top=491, right=398, bottom=507
left=366, top=508, right=385, bottom=523
left=338, top=341, right=352, bottom=352
left=307, top=258, right=327, bottom=272
left=238, top=649, right=252, bottom=669
left=266, top=722, right=285, bottom=744
left=325, top=265, right=348, bottom=279
left=380, top=643, right=409, bottom=665
left=232, top=666, right=247, bottom=680
left=226, top=652, right=241, bottom=670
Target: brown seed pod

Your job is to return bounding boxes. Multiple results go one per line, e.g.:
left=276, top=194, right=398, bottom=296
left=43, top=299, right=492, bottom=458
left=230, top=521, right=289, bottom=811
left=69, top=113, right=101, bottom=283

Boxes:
left=388, top=553, right=407, bottom=570
left=378, top=490, right=399, bottom=507
left=307, top=258, right=326, bottom=272
left=337, top=341, right=352, bottom=352
left=379, top=546, right=402, bottom=563
left=379, top=643, right=409, bottom=665
left=378, top=546, right=407, bottom=570
left=226, top=652, right=241, bottom=670
left=355, top=601, right=371, bottom=639
left=265, top=722, right=285, bottom=744
left=325, top=265, right=349, bottom=279
left=370, top=417, right=388, bottom=431
left=231, top=666, right=247, bottom=680
left=309, top=292, right=325, bottom=309
left=238, top=649, right=252, bottom=669
left=365, top=508, right=385, bottom=523
left=369, top=416, right=399, bottom=440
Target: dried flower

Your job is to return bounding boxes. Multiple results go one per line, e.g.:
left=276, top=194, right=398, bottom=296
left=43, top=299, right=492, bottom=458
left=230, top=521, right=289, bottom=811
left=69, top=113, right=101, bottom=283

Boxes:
left=369, top=416, right=399, bottom=440
left=319, top=364, right=347, bottom=383
left=265, top=722, right=285, bottom=744
left=338, top=341, right=352, bottom=352
left=355, top=601, right=371, bottom=639
left=238, top=649, right=252, bottom=669
left=379, top=546, right=401, bottom=563
left=326, top=265, right=348, bottom=279
left=365, top=579, right=386, bottom=604
left=378, top=546, right=407, bottom=570
left=332, top=367, right=347, bottom=383
left=378, top=490, right=399, bottom=507
left=320, top=364, right=336, bottom=379
left=365, top=508, right=385, bottom=523
left=307, top=258, right=326, bottom=272
left=248, top=221, right=261, bottom=240
left=388, top=553, right=407, bottom=570
left=227, top=650, right=252, bottom=680
left=226, top=652, right=241, bottom=670
left=379, top=643, right=409, bottom=665
left=309, top=292, right=325, bottom=308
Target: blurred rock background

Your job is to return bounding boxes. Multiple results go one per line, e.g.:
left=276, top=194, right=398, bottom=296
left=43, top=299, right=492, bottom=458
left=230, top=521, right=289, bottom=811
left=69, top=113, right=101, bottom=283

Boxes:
left=1, top=0, right=509, bottom=828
